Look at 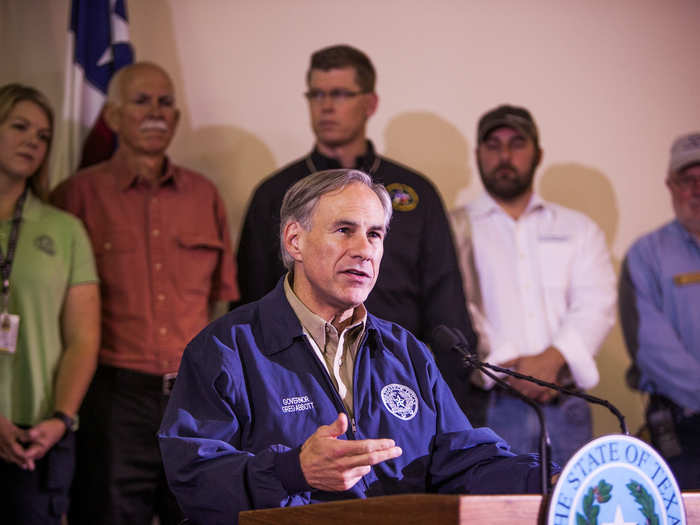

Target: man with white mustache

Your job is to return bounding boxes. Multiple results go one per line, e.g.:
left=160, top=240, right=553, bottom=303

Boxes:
left=51, top=62, right=239, bottom=525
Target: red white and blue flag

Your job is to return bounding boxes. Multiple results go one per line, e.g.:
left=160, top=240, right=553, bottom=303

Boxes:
left=54, top=0, right=133, bottom=184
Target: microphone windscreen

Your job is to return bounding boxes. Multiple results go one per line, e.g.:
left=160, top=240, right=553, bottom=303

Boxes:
left=431, top=325, right=462, bottom=353
left=451, top=327, right=470, bottom=347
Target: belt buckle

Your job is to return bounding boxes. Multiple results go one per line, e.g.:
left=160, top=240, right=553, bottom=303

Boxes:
left=162, top=372, right=177, bottom=395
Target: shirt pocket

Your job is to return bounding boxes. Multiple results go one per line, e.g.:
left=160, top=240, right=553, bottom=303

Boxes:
left=176, top=233, right=224, bottom=295
left=93, top=230, right=138, bottom=293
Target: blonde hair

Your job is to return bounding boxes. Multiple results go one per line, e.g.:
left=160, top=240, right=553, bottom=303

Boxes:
left=0, top=83, right=54, bottom=200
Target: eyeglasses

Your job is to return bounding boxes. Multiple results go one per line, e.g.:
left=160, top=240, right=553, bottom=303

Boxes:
left=304, top=89, right=367, bottom=104
left=670, top=174, right=700, bottom=191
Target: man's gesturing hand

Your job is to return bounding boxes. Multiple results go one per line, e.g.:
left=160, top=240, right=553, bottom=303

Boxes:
left=300, top=413, right=402, bottom=492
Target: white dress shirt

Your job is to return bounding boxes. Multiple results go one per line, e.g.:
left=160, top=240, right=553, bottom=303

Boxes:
left=450, top=192, right=616, bottom=390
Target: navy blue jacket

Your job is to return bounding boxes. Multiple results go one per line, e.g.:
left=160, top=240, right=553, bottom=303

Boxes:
left=158, top=280, right=546, bottom=525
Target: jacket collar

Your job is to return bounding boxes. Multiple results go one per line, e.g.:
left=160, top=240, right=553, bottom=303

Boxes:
left=256, top=277, right=308, bottom=356
left=256, top=277, right=382, bottom=356
left=308, top=140, right=379, bottom=174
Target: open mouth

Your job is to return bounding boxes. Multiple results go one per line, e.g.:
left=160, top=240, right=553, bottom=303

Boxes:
left=343, top=268, right=370, bottom=278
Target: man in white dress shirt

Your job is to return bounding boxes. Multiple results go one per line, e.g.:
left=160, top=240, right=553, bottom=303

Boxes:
left=449, top=105, right=616, bottom=465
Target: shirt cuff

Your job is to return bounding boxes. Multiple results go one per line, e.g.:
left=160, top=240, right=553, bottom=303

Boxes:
left=274, top=445, right=313, bottom=494
left=551, top=328, right=599, bottom=389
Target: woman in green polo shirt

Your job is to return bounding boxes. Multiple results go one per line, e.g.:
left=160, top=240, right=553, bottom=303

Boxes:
left=0, top=84, right=100, bottom=524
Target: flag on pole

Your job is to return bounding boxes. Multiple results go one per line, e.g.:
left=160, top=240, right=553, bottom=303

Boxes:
left=53, top=0, right=133, bottom=186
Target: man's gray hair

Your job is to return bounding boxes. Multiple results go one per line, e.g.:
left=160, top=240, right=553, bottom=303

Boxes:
left=279, top=169, right=393, bottom=270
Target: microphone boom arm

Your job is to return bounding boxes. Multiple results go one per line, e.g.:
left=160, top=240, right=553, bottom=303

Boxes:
left=460, top=353, right=553, bottom=496
left=468, top=356, right=629, bottom=436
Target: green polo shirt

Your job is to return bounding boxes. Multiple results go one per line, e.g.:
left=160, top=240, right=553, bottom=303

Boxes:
left=0, top=192, right=98, bottom=426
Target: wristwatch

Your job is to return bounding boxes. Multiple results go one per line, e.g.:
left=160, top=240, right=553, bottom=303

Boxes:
left=52, top=410, right=77, bottom=433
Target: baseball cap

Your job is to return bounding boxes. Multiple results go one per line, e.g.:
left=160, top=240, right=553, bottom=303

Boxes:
left=669, top=132, right=700, bottom=173
left=477, top=105, right=539, bottom=147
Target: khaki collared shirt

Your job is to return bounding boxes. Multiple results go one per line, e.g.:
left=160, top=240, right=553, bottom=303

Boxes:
left=284, top=274, right=366, bottom=416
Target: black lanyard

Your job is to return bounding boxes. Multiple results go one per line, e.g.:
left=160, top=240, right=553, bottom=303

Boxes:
left=1, top=186, right=28, bottom=301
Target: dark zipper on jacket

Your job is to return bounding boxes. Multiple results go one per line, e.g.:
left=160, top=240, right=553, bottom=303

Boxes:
left=352, top=331, right=371, bottom=492
left=302, top=337, right=356, bottom=438
left=303, top=333, right=370, bottom=492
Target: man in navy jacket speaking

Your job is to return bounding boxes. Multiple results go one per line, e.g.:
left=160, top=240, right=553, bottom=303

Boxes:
left=158, top=169, right=552, bottom=525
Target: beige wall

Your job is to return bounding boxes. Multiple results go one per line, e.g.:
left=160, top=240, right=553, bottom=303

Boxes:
left=3, top=0, right=700, bottom=436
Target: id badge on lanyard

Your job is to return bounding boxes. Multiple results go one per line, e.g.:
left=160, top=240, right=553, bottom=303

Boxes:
left=0, top=187, right=27, bottom=354
left=0, top=309, right=20, bottom=354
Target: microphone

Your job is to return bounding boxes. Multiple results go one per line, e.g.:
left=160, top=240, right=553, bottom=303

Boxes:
left=432, top=325, right=553, bottom=496
left=437, top=326, right=629, bottom=436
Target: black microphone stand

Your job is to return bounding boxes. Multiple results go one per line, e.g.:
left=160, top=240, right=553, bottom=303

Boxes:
left=434, top=325, right=631, bottom=495
left=465, top=356, right=629, bottom=436
left=456, top=346, right=553, bottom=496
left=433, top=325, right=554, bottom=496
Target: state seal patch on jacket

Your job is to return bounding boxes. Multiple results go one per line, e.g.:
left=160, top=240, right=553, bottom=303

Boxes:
left=386, top=183, right=419, bottom=211
left=381, top=383, right=418, bottom=421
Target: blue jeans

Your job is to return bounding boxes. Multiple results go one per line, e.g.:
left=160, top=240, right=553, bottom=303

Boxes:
left=486, top=390, right=592, bottom=467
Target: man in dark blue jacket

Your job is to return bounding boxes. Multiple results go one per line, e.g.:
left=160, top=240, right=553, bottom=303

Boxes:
left=158, top=169, right=552, bottom=525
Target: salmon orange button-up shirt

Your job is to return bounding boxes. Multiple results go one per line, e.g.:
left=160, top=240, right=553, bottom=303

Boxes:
left=52, top=153, right=239, bottom=375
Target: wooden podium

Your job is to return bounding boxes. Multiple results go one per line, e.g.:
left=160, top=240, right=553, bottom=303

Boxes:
left=239, top=492, right=700, bottom=525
